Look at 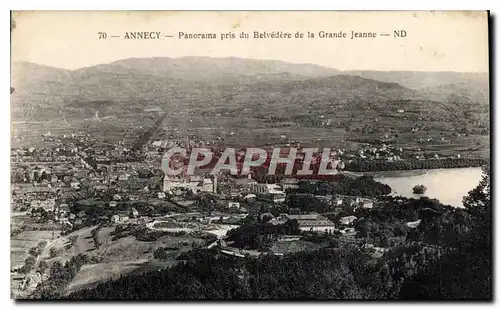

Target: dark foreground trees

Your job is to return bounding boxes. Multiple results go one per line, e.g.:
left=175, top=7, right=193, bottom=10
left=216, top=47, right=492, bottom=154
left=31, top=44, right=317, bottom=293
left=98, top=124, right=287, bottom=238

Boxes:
left=399, top=166, right=491, bottom=300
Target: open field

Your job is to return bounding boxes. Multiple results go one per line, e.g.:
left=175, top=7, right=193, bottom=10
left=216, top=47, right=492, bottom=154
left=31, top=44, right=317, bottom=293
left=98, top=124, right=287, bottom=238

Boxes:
left=11, top=112, right=490, bottom=160
left=29, top=224, right=211, bottom=295
left=65, top=260, right=148, bottom=295
left=11, top=212, right=32, bottom=230
left=147, top=220, right=239, bottom=239
left=11, top=231, right=57, bottom=269
left=270, top=239, right=328, bottom=254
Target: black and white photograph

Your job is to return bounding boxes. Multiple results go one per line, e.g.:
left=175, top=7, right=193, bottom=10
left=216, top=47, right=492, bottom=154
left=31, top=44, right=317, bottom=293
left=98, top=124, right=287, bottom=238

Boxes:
left=9, top=10, right=491, bottom=300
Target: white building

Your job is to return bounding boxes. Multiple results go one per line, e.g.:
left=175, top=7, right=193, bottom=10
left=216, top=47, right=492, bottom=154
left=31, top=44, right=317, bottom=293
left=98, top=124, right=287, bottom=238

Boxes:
left=406, top=220, right=421, bottom=229
left=339, top=215, right=357, bottom=226
left=267, top=184, right=284, bottom=194
left=158, top=192, right=166, bottom=199
left=227, top=202, right=240, bottom=209
left=333, top=196, right=343, bottom=206
left=30, top=200, right=41, bottom=209
left=40, top=199, right=56, bottom=212
left=259, top=192, right=286, bottom=203
left=357, top=197, right=373, bottom=209
left=281, top=178, right=299, bottom=190
left=286, top=213, right=335, bottom=234
left=130, top=208, right=139, bottom=218
left=163, top=175, right=217, bottom=194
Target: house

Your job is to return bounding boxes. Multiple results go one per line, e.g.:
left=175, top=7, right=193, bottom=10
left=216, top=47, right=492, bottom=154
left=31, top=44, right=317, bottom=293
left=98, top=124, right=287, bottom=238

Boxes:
left=339, top=215, right=357, bottom=226
left=281, top=178, right=299, bottom=190
left=152, top=141, right=163, bottom=147
left=70, top=182, right=80, bottom=189
left=163, top=175, right=217, bottom=193
left=359, top=198, right=373, bottom=209
left=260, top=212, right=275, bottom=221
left=332, top=196, right=343, bottom=206
left=278, top=235, right=301, bottom=242
left=94, top=185, right=108, bottom=191
left=60, top=219, right=73, bottom=229
left=296, top=219, right=335, bottom=233
left=111, top=215, right=129, bottom=224
left=351, top=197, right=373, bottom=209
left=406, top=220, right=421, bottom=229
left=266, top=184, right=284, bottom=194
left=339, top=227, right=356, bottom=235
left=285, top=213, right=321, bottom=221
left=59, top=203, right=70, bottom=213
left=111, top=215, right=120, bottom=223
left=130, top=208, right=139, bottom=218
left=30, top=200, right=42, bottom=209
left=175, top=199, right=196, bottom=208
left=235, top=174, right=258, bottom=188
left=95, top=156, right=110, bottom=164
left=202, top=178, right=215, bottom=193
left=58, top=209, right=68, bottom=218
left=259, top=192, right=286, bottom=203
left=243, top=194, right=257, bottom=202
left=40, top=199, right=56, bottom=212
left=227, top=202, right=240, bottom=209
left=248, top=183, right=268, bottom=194
left=118, top=174, right=130, bottom=181
left=285, top=213, right=335, bottom=233
left=267, top=218, right=286, bottom=225
left=109, top=201, right=118, bottom=208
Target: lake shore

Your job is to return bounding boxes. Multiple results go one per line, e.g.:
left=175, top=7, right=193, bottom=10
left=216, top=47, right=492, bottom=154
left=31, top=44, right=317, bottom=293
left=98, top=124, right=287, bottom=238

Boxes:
left=373, top=167, right=483, bottom=207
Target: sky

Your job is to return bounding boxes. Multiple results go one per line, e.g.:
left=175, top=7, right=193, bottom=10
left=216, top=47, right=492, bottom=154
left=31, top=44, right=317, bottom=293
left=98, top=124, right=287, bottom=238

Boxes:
left=11, top=10, right=489, bottom=72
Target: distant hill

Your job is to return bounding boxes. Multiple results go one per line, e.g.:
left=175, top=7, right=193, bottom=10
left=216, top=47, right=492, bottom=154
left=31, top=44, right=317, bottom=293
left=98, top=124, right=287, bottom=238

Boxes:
left=210, top=74, right=418, bottom=118
left=11, top=61, right=72, bottom=84
left=11, top=62, right=73, bottom=120
left=11, top=61, right=202, bottom=119
left=418, top=80, right=490, bottom=105
left=10, top=57, right=489, bottom=122
left=109, top=57, right=340, bottom=83
left=345, top=70, right=489, bottom=90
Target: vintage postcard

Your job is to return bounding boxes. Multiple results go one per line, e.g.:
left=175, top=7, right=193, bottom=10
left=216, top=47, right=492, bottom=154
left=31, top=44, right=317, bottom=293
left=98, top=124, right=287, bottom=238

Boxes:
left=10, top=11, right=491, bottom=300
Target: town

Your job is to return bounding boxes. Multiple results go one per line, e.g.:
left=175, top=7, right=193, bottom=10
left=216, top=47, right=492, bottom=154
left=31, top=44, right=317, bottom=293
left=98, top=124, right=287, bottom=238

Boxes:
left=9, top=10, right=491, bottom=300
left=10, top=116, right=486, bottom=299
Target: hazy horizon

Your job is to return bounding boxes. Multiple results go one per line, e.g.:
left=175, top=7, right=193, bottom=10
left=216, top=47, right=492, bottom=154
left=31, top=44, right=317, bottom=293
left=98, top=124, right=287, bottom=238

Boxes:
left=11, top=11, right=489, bottom=72
left=11, top=56, right=489, bottom=74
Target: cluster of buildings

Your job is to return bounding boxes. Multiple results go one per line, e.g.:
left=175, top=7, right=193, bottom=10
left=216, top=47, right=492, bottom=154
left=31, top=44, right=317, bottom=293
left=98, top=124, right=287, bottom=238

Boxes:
left=283, top=213, right=336, bottom=233
left=11, top=131, right=381, bottom=259
left=163, top=175, right=217, bottom=194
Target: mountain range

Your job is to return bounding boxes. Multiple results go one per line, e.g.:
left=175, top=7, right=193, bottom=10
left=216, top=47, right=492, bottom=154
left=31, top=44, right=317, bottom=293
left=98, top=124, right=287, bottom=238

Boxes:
left=10, top=57, right=489, bottom=121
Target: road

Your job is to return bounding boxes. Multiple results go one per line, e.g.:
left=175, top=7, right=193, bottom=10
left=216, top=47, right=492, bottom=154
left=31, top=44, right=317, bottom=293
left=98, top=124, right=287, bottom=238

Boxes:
left=15, top=232, right=68, bottom=298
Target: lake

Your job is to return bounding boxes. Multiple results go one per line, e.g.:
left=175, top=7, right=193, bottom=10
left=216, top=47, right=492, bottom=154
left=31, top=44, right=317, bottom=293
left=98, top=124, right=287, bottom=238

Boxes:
left=374, top=167, right=483, bottom=208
